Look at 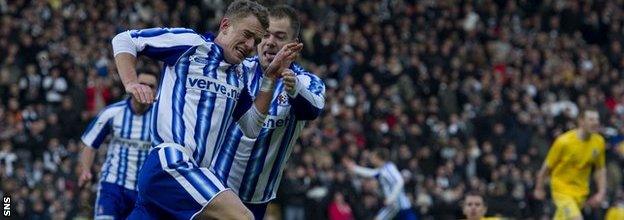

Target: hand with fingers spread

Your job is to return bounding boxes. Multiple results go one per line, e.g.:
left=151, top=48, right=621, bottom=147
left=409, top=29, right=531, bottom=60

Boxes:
left=126, top=82, right=154, bottom=104
left=265, top=43, right=303, bottom=79
left=282, top=69, right=298, bottom=96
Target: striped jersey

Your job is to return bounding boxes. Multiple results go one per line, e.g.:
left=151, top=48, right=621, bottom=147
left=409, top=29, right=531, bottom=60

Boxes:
left=211, top=57, right=326, bottom=203
left=81, top=98, right=152, bottom=191
left=352, top=162, right=411, bottom=210
left=112, top=27, right=258, bottom=168
left=377, top=163, right=411, bottom=210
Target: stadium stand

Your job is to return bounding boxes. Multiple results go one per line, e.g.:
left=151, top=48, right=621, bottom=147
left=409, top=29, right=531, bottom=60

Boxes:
left=1, top=0, right=624, bottom=219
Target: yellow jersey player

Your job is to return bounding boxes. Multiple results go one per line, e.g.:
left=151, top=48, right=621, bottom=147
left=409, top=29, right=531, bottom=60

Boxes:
left=534, top=109, right=606, bottom=220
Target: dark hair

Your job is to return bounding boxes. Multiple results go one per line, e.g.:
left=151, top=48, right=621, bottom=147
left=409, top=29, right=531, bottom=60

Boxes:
left=464, top=190, right=483, bottom=198
left=137, top=67, right=158, bottom=80
left=372, top=148, right=390, bottom=161
left=224, top=0, right=269, bottom=30
left=463, top=191, right=485, bottom=206
left=269, top=5, right=301, bottom=40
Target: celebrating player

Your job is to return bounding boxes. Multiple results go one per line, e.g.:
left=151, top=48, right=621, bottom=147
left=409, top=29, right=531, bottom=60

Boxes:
left=209, top=5, right=325, bottom=220
left=534, top=109, right=607, bottom=220
left=343, top=148, right=417, bottom=220
left=78, top=68, right=158, bottom=220
left=111, top=0, right=302, bottom=219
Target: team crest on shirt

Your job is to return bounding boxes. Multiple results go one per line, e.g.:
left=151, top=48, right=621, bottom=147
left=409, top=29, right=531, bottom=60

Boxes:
left=592, top=149, right=598, bottom=158
left=277, top=92, right=289, bottom=106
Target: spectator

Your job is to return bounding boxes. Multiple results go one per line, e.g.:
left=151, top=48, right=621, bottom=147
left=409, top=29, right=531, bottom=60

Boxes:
left=327, top=192, right=354, bottom=220
left=41, top=67, right=67, bottom=105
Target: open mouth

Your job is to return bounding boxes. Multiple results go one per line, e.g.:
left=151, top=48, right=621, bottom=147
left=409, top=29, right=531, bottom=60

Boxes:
left=236, top=48, right=247, bottom=59
left=263, top=51, right=277, bottom=61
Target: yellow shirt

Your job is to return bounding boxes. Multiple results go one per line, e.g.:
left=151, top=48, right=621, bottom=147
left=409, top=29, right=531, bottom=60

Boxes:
left=545, top=129, right=605, bottom=197
left=606, top=206, right=624, bottom=220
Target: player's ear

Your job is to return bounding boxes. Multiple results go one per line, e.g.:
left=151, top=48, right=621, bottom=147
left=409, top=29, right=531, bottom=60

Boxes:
left=219, top=18, right=230, bottom=34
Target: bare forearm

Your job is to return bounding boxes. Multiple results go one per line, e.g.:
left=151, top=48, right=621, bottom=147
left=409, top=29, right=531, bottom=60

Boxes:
left=114, top=53, right=139, bottom=88
left=253, top=90, right=273, bottom=114
left=595, top=168, right=607, bottom=194
left=535, top=165, right=550, bottom=189
left=80, top=145, right=96, bottom=171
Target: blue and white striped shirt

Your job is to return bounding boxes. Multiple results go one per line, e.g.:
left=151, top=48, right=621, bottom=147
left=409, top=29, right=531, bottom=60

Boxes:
left=112, top=27, right=260, bottom=168
left=377, top=163, right=411, bottom=210
left=353, top=162, right=412, bottom=210
left=211, top=57, right=326, bottom=203
left=81, top=98, right=152, bottom=191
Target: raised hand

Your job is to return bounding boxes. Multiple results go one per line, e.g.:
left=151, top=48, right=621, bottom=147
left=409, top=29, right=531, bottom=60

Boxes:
left=265, top=43, right=303, bottom=79
left=282, top=69, right=298, bottom=96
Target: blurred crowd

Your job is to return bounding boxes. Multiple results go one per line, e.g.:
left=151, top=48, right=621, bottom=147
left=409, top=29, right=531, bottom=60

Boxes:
left=3, top=0, right=624, bottom=219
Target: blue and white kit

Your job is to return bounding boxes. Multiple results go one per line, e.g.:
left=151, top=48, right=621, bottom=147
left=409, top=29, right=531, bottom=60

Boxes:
left=112, top=27, right=266, bottom=220
left=352, top=162, right=417, bottom=220
left=81, top=98, right=152, bottom=220
left=210, top=56, right=325, bottom=219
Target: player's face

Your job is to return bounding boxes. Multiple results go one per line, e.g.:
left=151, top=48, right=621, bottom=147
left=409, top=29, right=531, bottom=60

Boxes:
left=138, top=73, right=158, bottom=96
left=582, top=111, right=600, bottom=133
left=258, top=17, right=295, bottom=69
left=462, top=196, right=486, bottom=220
left=220, top=16, right=265, bottom=64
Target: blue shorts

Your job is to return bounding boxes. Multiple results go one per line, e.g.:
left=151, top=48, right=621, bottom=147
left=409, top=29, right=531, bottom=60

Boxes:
left=94, top=182, right=137, bottom=220
left=395, top=208, right=418, bottom=220
left=244, top=202, right=268, bottom=220
left=127, top=144, right=229, bottom=220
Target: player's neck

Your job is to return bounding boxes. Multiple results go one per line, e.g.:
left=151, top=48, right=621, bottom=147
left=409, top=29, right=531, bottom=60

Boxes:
left=213, top=36, right=235, bottom=65
left=130, top=98, right=148, bottom=114
left=577, top=128, right=590, bottom=140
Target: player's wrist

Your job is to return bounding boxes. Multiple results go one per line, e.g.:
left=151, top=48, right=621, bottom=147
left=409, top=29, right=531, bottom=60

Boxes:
left=260, top=76, right=276, bottom=92
left=287, top=78, right=300, bottom=97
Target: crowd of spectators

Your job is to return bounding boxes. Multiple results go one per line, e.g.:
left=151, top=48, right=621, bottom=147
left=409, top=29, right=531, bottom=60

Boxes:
left=2, top=0, right=624, bottom=219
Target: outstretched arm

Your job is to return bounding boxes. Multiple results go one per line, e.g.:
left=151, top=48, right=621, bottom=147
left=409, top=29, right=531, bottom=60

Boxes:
left=343, top=157, right=379, bottom=177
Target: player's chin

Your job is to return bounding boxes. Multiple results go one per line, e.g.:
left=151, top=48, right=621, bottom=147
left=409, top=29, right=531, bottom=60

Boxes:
left=228, top=54, right=244, bottom=64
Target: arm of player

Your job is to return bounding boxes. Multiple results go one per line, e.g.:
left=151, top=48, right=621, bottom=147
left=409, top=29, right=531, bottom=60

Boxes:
left=591, top=167, right=607, bottom=197
left=351, top=165, right=380, bottom=178
left=111, top=27, right=206, bottom=103
left=534, top=136, right=564, bottom=200
left=343, top=157, right=379, bottom=177
left=78, top=144, right=96, bottom=187
left=233, top=43, right=302, bottom=138
left=283, top=66, right=326, bottom=120
left=78, top=108, right=115, bottom=186
left=587, top=141, right=607, bottom=207
left=533, top=163, right=550, bottom=200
